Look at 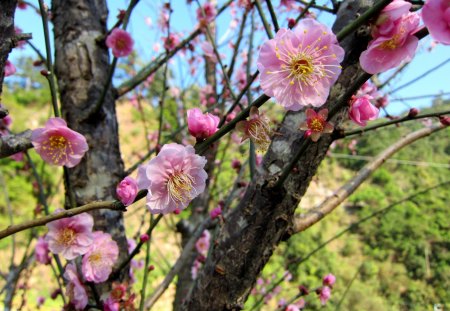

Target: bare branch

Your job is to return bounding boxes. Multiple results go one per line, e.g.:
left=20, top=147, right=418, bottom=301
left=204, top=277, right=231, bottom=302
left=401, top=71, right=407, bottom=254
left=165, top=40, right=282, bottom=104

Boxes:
left=0, top=190, right=147, bottom=240
left=292, top=123, right=446, bottom=233
left=0, top=130, right=33, bottom=159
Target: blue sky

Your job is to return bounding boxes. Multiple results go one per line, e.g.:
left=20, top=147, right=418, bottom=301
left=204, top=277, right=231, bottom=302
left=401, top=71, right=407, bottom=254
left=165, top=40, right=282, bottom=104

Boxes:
left=11, top=0, right=450, bottom=115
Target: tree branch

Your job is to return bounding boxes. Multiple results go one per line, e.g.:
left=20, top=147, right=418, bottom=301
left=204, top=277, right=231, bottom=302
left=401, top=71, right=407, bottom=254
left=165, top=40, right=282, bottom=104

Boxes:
left=292, top=123, right=446, bottom=233
left=0, top=190, right=147, bottom=240
left=0, top=130, right=32, bottom=159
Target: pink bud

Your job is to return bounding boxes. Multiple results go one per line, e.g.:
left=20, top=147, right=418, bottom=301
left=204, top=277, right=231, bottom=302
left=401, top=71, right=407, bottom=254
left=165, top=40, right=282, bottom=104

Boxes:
left=408, top=108, right=419, bottom=118
left=140, top=233, right=149, bottom=243
left=173, top=208, right=181, bottom=215
left=210, top=206, right=222, bottom=219
left=439, top=116, right=450, bottom=126
left=348, top=95, right=379, bottom=126
left=187, top=108, right=220, bottom=140
left=148, top=265, right=155, bottom=271
left=288, top=18, right=296, bottom=29
left=323, top=273, right=336, bottom=287
left=116, top=176, right=138, bottom=206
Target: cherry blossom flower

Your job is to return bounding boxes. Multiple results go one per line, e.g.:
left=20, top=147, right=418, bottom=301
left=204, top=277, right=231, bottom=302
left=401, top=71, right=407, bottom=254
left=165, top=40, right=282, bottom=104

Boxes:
left=323, top=273, right=336, bottom=287
left=257, top=19, right=344, bottom=110
left=236, top=107, right=272, bottom=153
left=36, top=296, right=45, bottom=308
left=187, top=108, right=220, bottom=140
left=360, top=10, right=420, bottom=74
left=371, top=0, right=412, bottom=38
left=422, top=0, right=450, bottom=45
left=64, top=263, right=88, bottom=310
left=197, top=2, right=217, bottom=25
left=116, top=176, right=138, bottom=206
left=35, top=236, right=52, bottom=265
left=318, top=286, right=331, bottom=305
left=299, top=108, right=334, bottom=142
left=82, top=231, right=119, bottom=283
left=45, top=211, right=94, bottom=260
left=4, top=60, right=16, bottom=77
left=195, top=230, right=211, bottom=257
left=31, top=117, right=89, bottom=168
left=348, top=95, right=379, bottom=126
left=106, top=28, right=134, bottom=58
left=191, top=258, right=202, bottom=279
left=163, top=33, right=180, bottom=51
left=137, top=143, right=207, bottom=214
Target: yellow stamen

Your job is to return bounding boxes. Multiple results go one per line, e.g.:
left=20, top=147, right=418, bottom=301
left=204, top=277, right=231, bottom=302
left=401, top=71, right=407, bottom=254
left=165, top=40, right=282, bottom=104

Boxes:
left=167, top=172, right=195, bottom=204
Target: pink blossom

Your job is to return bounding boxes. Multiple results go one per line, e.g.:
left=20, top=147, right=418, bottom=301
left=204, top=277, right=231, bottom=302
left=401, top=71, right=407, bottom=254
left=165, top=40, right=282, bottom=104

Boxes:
left=360, top=12, right=420, bottom=74
left=35, top=236, right=52, bottom=265
left=197, top=2, right=217, bottom=24
left=422, top=0, right=450, bottom=45
left=372, top=0, right=412, bottom=38
left=201, top=41, right=218, bottom=63
left=323, top=273, right=336, bottom=286
left=45, top=211, right=94, bottom=260
left=318, top=286, right=331, bottom=305
left=103, top=296, right=120, bottom=311
left=4, top=60, right=16, bottom=77
left=116, top=176, right=138, bottom=206
left=163, top=33, right=180, bottom=51
left=187, top=108, right=220, bottom=140
left=64, top=263, right=88, bottom=310
left=82, top=231, right=119, bottom=283
left=137, top=143, right=207, bottom=214
left=257, top=19, right=344, bottom=110
left=236, top=107, right=272, bottom=153
left=299, top=108, right=334, bottom=142
left=348, top=95, right=379, bottom=126
left=357, top=81, right=380, bottom=98
left=210, top=206, right=222, bottom=219
left=106, top=28, right=134, bottom=58
left=195, top=230, right=211, bottom=257
left=31, top=117, right=89, bottom=168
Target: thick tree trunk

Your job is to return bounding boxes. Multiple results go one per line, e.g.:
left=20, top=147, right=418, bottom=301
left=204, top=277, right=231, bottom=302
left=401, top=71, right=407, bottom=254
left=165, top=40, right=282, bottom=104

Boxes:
left=0, top=0, right=17, bottom=98
left=183, top=0, right=373, bottom=309
left=52, top=0, right=128, bottom=291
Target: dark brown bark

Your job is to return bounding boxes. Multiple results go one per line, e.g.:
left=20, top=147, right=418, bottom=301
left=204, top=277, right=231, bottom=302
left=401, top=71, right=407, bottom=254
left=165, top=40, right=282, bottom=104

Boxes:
left=52, top=0, right=128, bottom=293
left=183, top=0, right=374, bottom=309
left=0, top=0, right=17, bottom=98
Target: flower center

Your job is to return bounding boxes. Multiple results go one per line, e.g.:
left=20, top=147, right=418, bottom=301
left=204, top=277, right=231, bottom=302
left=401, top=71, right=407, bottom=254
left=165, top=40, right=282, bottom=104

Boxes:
left=59, top=228, right=76, bottom=246
left=89, top=252, right=103, bottom=266
left=42, top=135, right=70, bottom=164
left=116, top=38, right=126, bottom=50
left=290, top=56, right=314, bottom=78
left=379, top=35, right=399, bottom=50
left=248, top=119, right=271, bottom=153
left=167, top=171, right=195, bottom=204
left=309, top=118, right=325, bottom=132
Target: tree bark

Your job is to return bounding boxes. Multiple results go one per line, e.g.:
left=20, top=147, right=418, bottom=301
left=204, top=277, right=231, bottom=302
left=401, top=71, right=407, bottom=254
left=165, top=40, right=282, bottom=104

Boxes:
left=0, top=0, right=17, bottom=98
left=52, top=0, right=128, bottom=292
left=183, top=0, right=374, bottom=309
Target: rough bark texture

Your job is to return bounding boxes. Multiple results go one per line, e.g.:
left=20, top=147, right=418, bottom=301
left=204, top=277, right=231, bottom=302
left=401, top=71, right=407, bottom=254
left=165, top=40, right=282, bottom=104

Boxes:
left=183, top=0, right=373, bottom=309
left=52, top=0, right=128, bottom=289
left=0, top=0, right=17, bottom=98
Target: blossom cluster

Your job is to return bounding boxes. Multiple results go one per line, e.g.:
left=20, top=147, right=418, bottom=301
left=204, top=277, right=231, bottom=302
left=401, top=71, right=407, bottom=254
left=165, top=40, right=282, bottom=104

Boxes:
left=360, top=0, right=420, bottom=74
left=35, top=212, right=120, bottom=309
